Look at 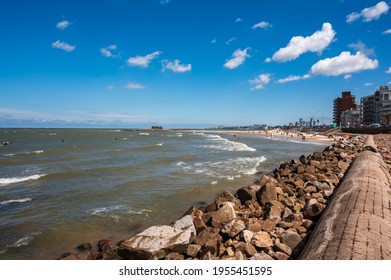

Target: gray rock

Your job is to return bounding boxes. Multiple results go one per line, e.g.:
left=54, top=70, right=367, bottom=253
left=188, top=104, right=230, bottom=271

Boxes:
left=118, top=225, right=191, bottom=260
left=281, top=230, right=302, bottom=250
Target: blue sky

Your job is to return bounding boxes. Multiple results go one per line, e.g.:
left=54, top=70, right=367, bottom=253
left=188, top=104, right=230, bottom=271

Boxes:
left=0, top=0, right=390, bottom=128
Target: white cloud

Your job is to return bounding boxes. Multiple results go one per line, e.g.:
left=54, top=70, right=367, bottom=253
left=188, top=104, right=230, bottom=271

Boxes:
left=127, top=51, right=162, bottom=68
left=52, top=40, right=76, bottom=52
left=277, top=74, right=310, bottom=84
left=235, top=18, right=242, bottom=23
left=252, top=21, right=271, bottom=29
left=100, top=45, right=118, bottom=58
left=346, top=1, right=389, bottom=23
left=265, top=57, right=272, bottom=63
left=224, top=48, right=250, bottom=69
left=125, top=82, right=145, bottom=89
left=225, top=37, right=236, bottom=45
left=162, top=59, right=191, bottom=73
left=211, top=38, right=217, bottom=44
left=344, top=74, right=352, bottom=79
left=310, top=51, right=378, bottom=76
left=56, top=20, right=72, bottom=30
left=348, top=41, right=374, bottom=56
left=249, top=73, right=272, bottom=90
left=383, top=29, right=391, bottom=34
left=106, top=86, right=115, bottom=90
left=271, top=22, right=336, bottom=62
left=160, top=0, right=172, bottom=4
left=364, top=82, right=374, bottom=86
left=386, top=67, right=391, bottom=74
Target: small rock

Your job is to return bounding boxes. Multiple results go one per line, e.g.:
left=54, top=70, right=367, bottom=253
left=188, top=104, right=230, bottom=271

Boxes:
left=281, top=229, right=302, bottom=250
left=222, top=219, right=246, bottom=237
left=243, top=243, right=257, bottom=257
left=166, top=252, right=184, bottom=260
left=252, top=231, right=273, bottom=248
left=186, top=244, right=201, bottom=258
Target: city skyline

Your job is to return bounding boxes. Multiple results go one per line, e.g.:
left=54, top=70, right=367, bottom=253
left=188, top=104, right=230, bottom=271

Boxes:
left=1, top=0, right=391, bottom=128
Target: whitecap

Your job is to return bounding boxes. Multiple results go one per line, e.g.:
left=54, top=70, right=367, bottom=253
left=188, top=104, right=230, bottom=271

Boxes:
left=201, top=135, right=256, bottom=152
left=26, top=150, right=44, bottom=155
left=139, top=133, right=149, bottom=136
left=176, top=162, right=187, bottom=167
left=7, top=232, right=41, bottom=248
left=0, top=174, right=45, bottom=186
left=178, top=156, right=266, bottom=180
left=155, top=143, right=164, bottom=146
left=0, top=198, right=32, bottom=205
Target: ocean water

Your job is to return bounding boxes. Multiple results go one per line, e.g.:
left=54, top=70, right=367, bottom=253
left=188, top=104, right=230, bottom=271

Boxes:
left=0, top=129, right=328, bottom=259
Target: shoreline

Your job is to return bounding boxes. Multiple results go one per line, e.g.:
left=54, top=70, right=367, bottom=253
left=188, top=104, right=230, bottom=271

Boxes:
left=59, top=133, right=376, bottom=260
left=188, top=129, right=336, bottom=144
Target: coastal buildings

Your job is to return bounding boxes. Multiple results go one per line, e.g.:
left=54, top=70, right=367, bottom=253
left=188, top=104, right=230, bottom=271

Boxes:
left=333, top=91, right=357, bottom=126
left=360, top=86, right=391, bottom=126
left=341, top=108, right=361, bottom=128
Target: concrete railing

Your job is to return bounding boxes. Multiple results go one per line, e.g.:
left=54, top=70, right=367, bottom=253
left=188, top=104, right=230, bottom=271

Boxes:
left=300, top=135, right=391, bottom=260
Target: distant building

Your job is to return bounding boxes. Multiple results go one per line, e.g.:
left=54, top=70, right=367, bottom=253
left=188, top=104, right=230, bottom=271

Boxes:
left=361, top=86, right=391, bottom=125
left=333, top=91, right=357, bottom=126
left=299, top=118, right=304, bottom=127
left=252, top=124, right=261, bottom=129
left=341, top=108, right=360, bottom=128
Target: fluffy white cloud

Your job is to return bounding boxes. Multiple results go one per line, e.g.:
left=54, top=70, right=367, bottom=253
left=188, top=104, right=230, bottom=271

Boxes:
left=277, top=74, right=310, bottom=84
left=310, top=51, right=378, bottom=76
left=56, top=20, right=72, bottom=30
left=211, top=38, right=217, bottom=44
left=100, top=45, right=118, bottom=58
left=383, top=29, right=391, bottom=34
left=252, top=21, right=271, bottom=29
left=224, top=48, right=250, bottom=69
left=52, top=40, right=76, bottom=52
left=162, top=59, right=191, bottom=73
left=235, top=18, right=242, bottom=23
left=125, top=82, right=144, bottom=89
left=127, top=51, right=162, bottom=68
left=364, top=83, right=374, bottom=86
left=249, top=73, right=272, bottom=90
left=346, top=1, right=389, bottom=23
left=271, top=22, right=335, bottom=62
left=386, top=67, right=391, bottom=74
left=160, top=0, right=172, bottom=4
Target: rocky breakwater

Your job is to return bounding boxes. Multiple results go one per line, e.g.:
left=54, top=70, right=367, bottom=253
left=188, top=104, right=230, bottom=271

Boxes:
left=374, top=134, right=391, bottom=173
left=60, top=136, right=366, bottom=260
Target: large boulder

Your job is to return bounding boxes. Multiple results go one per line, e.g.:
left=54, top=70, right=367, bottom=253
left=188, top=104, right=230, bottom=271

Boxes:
left=204, top=202, right=236, bottom=225
left=118, top=225, right=192, bottom=260
left=170, top=215, right=196, bottom=241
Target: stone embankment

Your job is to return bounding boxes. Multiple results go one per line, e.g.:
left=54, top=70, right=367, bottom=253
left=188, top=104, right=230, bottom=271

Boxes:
left=300, top=135, right=391, bottom=259
left=61, top=135, right=384, bottom=260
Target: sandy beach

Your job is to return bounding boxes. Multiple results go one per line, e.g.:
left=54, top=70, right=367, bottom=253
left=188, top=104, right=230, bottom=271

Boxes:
left=190, top=129, right=336, bottom=144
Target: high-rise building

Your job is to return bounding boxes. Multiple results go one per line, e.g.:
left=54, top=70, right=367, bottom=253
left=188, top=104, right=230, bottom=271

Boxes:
left=361, top=86, right=391, bottom=125
left=333, top=91, right=357, bottom=126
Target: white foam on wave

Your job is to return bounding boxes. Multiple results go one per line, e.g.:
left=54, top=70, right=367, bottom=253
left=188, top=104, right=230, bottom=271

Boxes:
left=155, top=143, right=164, bottom=146
left=0, top=198, right=32, bottom=205
left=7, top=232, right=41, bottom=249
left=0, top=174, right=45, bottom=186
left=201, top=135, right=256, bottom=152
left=178, top=156, right=266, bottom=180
left=139, top=133, right=149, bottom=136
left=90, top=205, right=152, bottom=221
left=26, top=150, right=44, bottom=154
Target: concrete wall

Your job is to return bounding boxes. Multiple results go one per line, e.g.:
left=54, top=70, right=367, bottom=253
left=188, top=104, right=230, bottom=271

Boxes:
left=300, top=136, right=391, bottom=259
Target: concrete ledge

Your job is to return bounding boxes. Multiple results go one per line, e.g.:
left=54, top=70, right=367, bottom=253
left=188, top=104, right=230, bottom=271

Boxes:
left=300, top=136, right=391, bottom=260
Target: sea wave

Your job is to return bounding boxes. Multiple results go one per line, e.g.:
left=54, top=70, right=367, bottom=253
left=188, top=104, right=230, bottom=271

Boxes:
left=89, top=205, right=152, bottom=221
left=26, top=150, right=44, bottom=155
left=0, top=198, right=32, bottom=205
left=201, top=135, right=256, bottom=152
left=0, top=174, right=45, bottom=186
left=7, top=232, right=41, bottom=249
left=139, top=133, right=150, bottom=136
left=178, top=156, right=266, bottom=180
